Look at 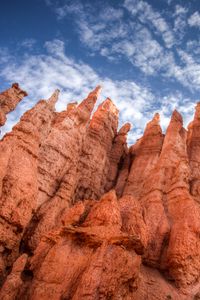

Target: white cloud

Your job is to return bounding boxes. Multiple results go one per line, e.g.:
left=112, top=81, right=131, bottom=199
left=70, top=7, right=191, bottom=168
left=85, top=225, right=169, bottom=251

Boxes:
left=46, top=0, right=183, bottom=80
left=186, top=40, right=200, bottom=60
left=173, top=5, right=188, bottom=41
left=188, top=11, right=200, bottom=27
left=124, top=0, right=175, bottom=48
left=173, top=16, right=186, bottom=37
left=163, top=49, right=200, bottom=91
left=44, top=0, right=200, bottom=91
left=50, top=0, right=172, bottom=65
left=40, top=0, right=200, bottom=96
left=175, top=5, right=188, bottom=16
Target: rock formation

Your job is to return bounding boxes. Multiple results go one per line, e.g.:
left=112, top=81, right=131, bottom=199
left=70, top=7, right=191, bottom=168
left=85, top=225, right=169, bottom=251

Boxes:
left=0, top=83, right=27, bottom=126
left=0, top=88, right=59, bottom=281
left=0, top=83, right=200, bottom=299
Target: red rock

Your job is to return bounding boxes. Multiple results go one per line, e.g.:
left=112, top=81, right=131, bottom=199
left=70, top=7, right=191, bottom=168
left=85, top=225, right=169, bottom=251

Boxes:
left=105, top=122, right=131, bottom=192
left=123, top=112, right=164, bottom=198
left=1, top=85, right=200, bottom=299
left=0, top=83, right=27, bottom=126
left=132, top=265, right=190, bottom=300
left=115, top=152, right=131, bottom=197
left=0, top=90, right=58, bottom=278
left=22, top=86, right=102, bottom=251
left=120, top=113, right=169, bottom=267
left=74, top=98, right=119, bottom=201
left=119, top=194, right=148, bottom=254
left=37, top=86, right=101, bottom=207
left=0, top=254, right=28, bottom=300
left=187, top=102, right=200, bottom=204
left=15, top=190, right=141, bottom=299
left=159, top=110, right=200, bottom=287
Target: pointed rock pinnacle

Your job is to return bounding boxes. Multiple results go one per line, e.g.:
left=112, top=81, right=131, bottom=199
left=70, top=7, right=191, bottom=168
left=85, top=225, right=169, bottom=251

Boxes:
left=47, top=89, right=60, bottom=110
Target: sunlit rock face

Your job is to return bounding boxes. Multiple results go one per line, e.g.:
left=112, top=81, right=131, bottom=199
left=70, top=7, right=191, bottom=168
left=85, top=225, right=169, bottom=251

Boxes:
left=0, top=84, right=200, bottom=299
left=0, top=83, right=27, bottom=126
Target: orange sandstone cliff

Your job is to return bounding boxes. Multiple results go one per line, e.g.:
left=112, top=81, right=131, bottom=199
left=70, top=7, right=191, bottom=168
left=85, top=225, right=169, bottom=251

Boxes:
left=0, top=84, right=200, bottom=299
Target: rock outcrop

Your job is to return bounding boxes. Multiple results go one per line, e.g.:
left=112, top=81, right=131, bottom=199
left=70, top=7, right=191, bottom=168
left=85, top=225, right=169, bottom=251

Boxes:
left=0, top=83, right=200, bottom=299
left=0, top=88, right=58, bottom=281
left=74, top=98, right=119, bottom=201
left=0, top=83, right=27, bottom=126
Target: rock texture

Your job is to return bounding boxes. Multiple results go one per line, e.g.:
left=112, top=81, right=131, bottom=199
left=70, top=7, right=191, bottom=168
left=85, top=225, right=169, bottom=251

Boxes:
left=0, top=88, right=59, bottom=281
left=0, top=83, right=27, bottom=126
left=0, top=84, right=200, bottom=299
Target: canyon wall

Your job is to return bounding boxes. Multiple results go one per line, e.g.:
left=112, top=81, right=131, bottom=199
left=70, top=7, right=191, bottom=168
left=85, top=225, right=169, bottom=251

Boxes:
left=0, top=84, right=200, bottom=299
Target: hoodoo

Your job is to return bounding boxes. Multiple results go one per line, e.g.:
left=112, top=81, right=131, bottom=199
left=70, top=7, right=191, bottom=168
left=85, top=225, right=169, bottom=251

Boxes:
left=1, top=84, right=200, bottom=299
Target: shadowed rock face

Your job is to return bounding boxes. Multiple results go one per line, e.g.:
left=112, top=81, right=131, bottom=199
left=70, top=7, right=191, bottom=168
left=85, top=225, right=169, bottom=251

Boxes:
left=1, top=84, right=200, bottom=299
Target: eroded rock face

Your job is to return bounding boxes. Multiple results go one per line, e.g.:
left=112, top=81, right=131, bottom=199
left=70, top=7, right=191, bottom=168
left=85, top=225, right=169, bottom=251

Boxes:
left=187, top=102, right=200, bottom=204
left=123, top=112, right=164, bottom=198
left=0, top=83, right=27, bottom=126
left=10, top=191, right=141, bottom=300
left=74, top=98, right=119, bottom=201
left=1, top=84, right=200, bottom=299
left=159, top=111, right=200, bottom=287
left=23, top=86, right=102, bottom=252
left=0, top=90, right=58, bottom=279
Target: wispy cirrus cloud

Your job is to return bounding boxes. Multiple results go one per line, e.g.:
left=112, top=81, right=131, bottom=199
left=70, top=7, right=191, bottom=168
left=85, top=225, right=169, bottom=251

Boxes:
left=44, top=0, right=200, bottom=94
left=53, top=0, right=173, bottom=77
left=110, top=27, right=175, bottom=75
left=124, top=0, right=175, bottom=48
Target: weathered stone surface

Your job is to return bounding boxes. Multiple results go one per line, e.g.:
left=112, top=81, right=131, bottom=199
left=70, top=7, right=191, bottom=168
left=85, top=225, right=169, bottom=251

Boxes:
left=37, top=86, right=101, bottom=207
left=0, top=83, right=27, bottom=126
left=22, top=86, right=102, bottom=252
left=120, top=113, right=168, bottom=268
left=0, top=90, right=58, bottom=278
left=105, top=122, right=130, bottom=192
left=115, top=152, right=131, bottom=197
left=119, top=194, right=148, bottom=254
left=1, top=85, right=200, bottom=299
left=14, top=191, right=141, bottom=299
left=158, top=110, right=200, bottom=287
left=74, top=98, right=119, bottom=201
left=131, top=265, right=190, bottom=300
left=123, top=112, right=164, bottom=198
left=187, top=102, right=200, bottom=204
left=0, top=254, right=28, bottom=300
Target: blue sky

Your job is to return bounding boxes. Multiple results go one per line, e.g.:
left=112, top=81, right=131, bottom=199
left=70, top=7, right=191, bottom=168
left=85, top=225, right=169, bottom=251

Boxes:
left=1, top=0, right=200, bottom=143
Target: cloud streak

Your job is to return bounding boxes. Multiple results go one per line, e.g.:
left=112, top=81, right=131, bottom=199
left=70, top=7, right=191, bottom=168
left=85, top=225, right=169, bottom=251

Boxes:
left=43, top=0, right=200, bottom=93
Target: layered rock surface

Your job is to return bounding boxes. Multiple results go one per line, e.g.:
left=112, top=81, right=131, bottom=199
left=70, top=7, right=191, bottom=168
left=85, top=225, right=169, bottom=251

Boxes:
left=0, top=84, right=200, bottom=299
